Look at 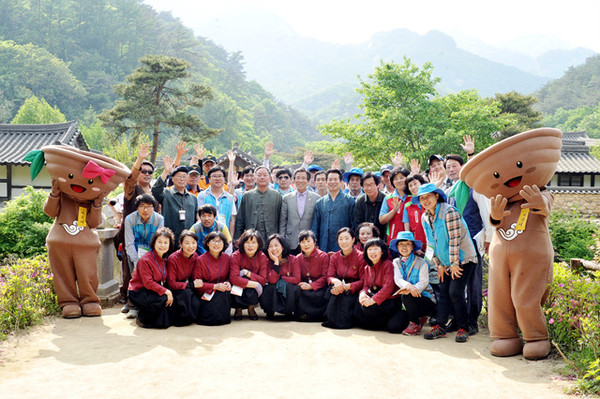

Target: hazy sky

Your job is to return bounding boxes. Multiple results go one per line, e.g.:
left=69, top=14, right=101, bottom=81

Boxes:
left=143, top=0, right=600, bottom=52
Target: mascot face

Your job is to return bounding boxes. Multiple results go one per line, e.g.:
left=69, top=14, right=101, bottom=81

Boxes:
left=43, top=145, right=130, bottom=201
left=460, top=128, right=562, bottom=201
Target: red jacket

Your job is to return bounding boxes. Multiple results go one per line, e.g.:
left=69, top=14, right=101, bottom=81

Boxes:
left=128, top=250, right=168, bottom=295
left=229, top=250, right=268, bottom=288
left=194, top=252, right=230, bottom=293
left=361, top=259, right=395, bottom=305
left=166, top=249, right=197, bottom=291
left=295, top=248, right=329, bottom=290
left=266, top=256, right=301, bottom=285
left=327, top=248, right=365, bottom=293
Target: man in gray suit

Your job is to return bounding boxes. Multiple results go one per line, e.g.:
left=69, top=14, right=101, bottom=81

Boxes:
left=279, top=168, right=320, bottom=254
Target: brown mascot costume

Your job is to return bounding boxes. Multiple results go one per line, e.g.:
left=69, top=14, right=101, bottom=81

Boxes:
left=459, top=128, right=562, bottom=360
left=26, top=145, right=130, bottom=318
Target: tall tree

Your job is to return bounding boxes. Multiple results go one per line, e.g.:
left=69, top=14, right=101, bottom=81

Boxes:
left=99, top=54, right=222, bottom=163
left=320, top=58, right=510, bottom=166
left=11, top=96, right=67, bottom=124
left=493, top=91, right=543, bottom=139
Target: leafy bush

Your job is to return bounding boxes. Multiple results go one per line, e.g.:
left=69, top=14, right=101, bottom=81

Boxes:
left=545, top=262, right=600, bottom=395
left=0, top=254, right=60, bottom=340
left=0, top=186, right=53, bottom=258
left=549, top=209, right=598, bottom=262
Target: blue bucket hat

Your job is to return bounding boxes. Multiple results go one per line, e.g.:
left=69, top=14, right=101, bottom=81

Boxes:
left=307, top=164, right=323, bottom=172
left=342, top=167, right=364, bottom=183
left=389, top=231, right=422, bottom=253
left=411, top=182, right=447, bottom=205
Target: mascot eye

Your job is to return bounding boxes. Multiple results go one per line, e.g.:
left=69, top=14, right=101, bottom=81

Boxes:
left=516, top=161, right=523, bottom=168
left=88, top=179, right=94, bottom=184
left=68, top=173, right=74, bottom=179
left=493, top=172, right=500, bottom=179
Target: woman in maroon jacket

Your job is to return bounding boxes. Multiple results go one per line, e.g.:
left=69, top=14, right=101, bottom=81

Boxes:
left=353, top=238, right=402, bottom=332
left=260, top=234, right=301, bottom=319
left=195, top=231, right=232, bottom=325
left=229, top=229, right=268, bottom=320
left=128, top=227, right=176, bottom=328
left=294, top=230, right=330, bottom=321
left=166, top=230, right=201, bottom=326
left=322, top=227, right=365, bottom=329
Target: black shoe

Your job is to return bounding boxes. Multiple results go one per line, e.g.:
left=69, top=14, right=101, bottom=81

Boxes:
left=248, top=306, right=258, bottom=321
left=446, top=320, right=458, bottom=333
left=468, top=324, right=479, bottom=336
left=266, top=312, right=275, bottom=320
left=428, top=316, right=438, bottom=326
left=233, top=308, right=243, bottom=321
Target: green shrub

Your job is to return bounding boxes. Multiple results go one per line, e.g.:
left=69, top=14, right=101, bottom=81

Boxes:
left=545, top=262, right=600, bottom=395
left=549, top=209, right=598, bottom=262
left=0, top=254, right=60, bottom=340
left=0, top=186, right=53, bottom=258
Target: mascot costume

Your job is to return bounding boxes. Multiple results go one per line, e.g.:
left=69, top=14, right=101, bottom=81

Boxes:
left=25, top=145, right=130, bottom=318
left=460, top=128, right=562, bottom=360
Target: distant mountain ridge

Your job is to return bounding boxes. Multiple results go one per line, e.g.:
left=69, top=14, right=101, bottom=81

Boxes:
left=190, top=7, right=597, bottom=121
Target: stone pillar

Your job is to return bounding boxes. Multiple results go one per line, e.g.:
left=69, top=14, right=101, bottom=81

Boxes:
left=96, top=228, right=120, bottom=307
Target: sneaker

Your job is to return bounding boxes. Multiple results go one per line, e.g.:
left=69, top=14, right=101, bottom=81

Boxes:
left=468, top=324, right=479, bottom=336
left=419, top=316, right=428, bottom=328
left=120, top=303, right=130, bottom=313
left=424, top=325, right=447, bottom=340
left=455, top=328, right=469, bottom=343
left=402, top=322, right=422, bottom=336
left=126, top=309, right=138, bottom=319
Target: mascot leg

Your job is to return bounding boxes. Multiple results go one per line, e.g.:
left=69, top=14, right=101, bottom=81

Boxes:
left=488, top=248, right=523, bottom=357
left=47, top=240, right=81, bottom=318
left=512, top=256, right=553, bottom=360
left=75, top=241, right=102, bottom=317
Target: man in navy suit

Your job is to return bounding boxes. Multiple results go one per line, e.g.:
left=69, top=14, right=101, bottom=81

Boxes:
left=279, top=168, right=320, bottom=254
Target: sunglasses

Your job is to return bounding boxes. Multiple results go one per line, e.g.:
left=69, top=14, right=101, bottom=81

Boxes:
left=140, top=170, right=153, bottom=175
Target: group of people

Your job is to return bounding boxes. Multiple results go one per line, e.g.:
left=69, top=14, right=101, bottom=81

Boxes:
left=111, top=137, right=492, bottom=343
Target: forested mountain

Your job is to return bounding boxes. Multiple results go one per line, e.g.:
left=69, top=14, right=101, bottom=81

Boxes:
left=0, top=0, right=320, bottom=157
left=534, top=55, right=600, bottom=114
left=190, top=7, right=596, bottom=122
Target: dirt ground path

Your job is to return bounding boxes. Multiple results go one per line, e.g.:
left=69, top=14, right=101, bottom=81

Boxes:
left=0, top=307, right=570, bottom=398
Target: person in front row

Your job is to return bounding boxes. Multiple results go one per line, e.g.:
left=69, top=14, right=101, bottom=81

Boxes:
left=166, top=230, right=201, bottom=327
left=229, top=229, right=268, bottom=320
left=322, top=227, right=365, bottom=329
left=194, top=232, right=232, bottom=325
left=295, top=230, right=330, bottom=321
left=390, top=231, right=437, bottom=336
left=354, top=238, right=402, bottom=332
left=128, top=227, right=176, bottom=328
left=260, top=234, right=301, bottom=319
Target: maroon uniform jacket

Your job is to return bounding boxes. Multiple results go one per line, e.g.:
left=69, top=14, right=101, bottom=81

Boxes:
left=166, top=249, right=197, bottom=291
left=296, top=248, right=329, bottom=290
left=194, top=252, right=230, bottom=294
left=229, top=251, right=268, bottom=287
left=266, top=256, right=301, bottom=285
left=360, top=259, right=395, bottom=305
left=128, top=250, right=168, bottom=295
left=327, top=248, right=366, bottom=293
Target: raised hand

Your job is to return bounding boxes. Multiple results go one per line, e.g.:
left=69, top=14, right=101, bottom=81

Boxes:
left=392, top=151, right=404, bottom=168
left=461, top=135, right=475, bottom=155
left=331, top=159, right=341, bottom=170
left=490, top=194, right=511, bottom=221
left=176, top=141, right=188, bottom=158
left=194, top=144, right=206, bottom=160
left=163, top=155, right=174, bottom=175
left=429, top=170, right=445, bottom=188
left=344, top=152, right=354, bottom=167
left=409, top=159, right=421, bottom=175
left=520, top=184, right=548, bottom=212
left=303, top=150, right=314, bottom=166
left=138, top=143, right=150, bottom=160
left=227, top=149, right=236, bottom=163
left=264, top=142, right=275, bottom=159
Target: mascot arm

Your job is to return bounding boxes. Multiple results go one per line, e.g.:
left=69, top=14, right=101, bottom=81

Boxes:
left=489, top=194, right=510, bottom=226
left=520, top=185, right=552, bottom=217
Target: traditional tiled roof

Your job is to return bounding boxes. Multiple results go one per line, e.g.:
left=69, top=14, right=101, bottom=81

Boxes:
left=548, top=186, right=600, bottom=194
left=556, top=134, right=600, bottom=174
left=0, top=121, right=88, bottom=165
left=215, top=142, right=262, bottom=168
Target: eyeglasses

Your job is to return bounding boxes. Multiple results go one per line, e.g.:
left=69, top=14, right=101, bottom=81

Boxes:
left=140, top=170, right=153, bottom=175
left=278, top=176, right=290, bottom=180
left=138, top=205, right=154, bottom=210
